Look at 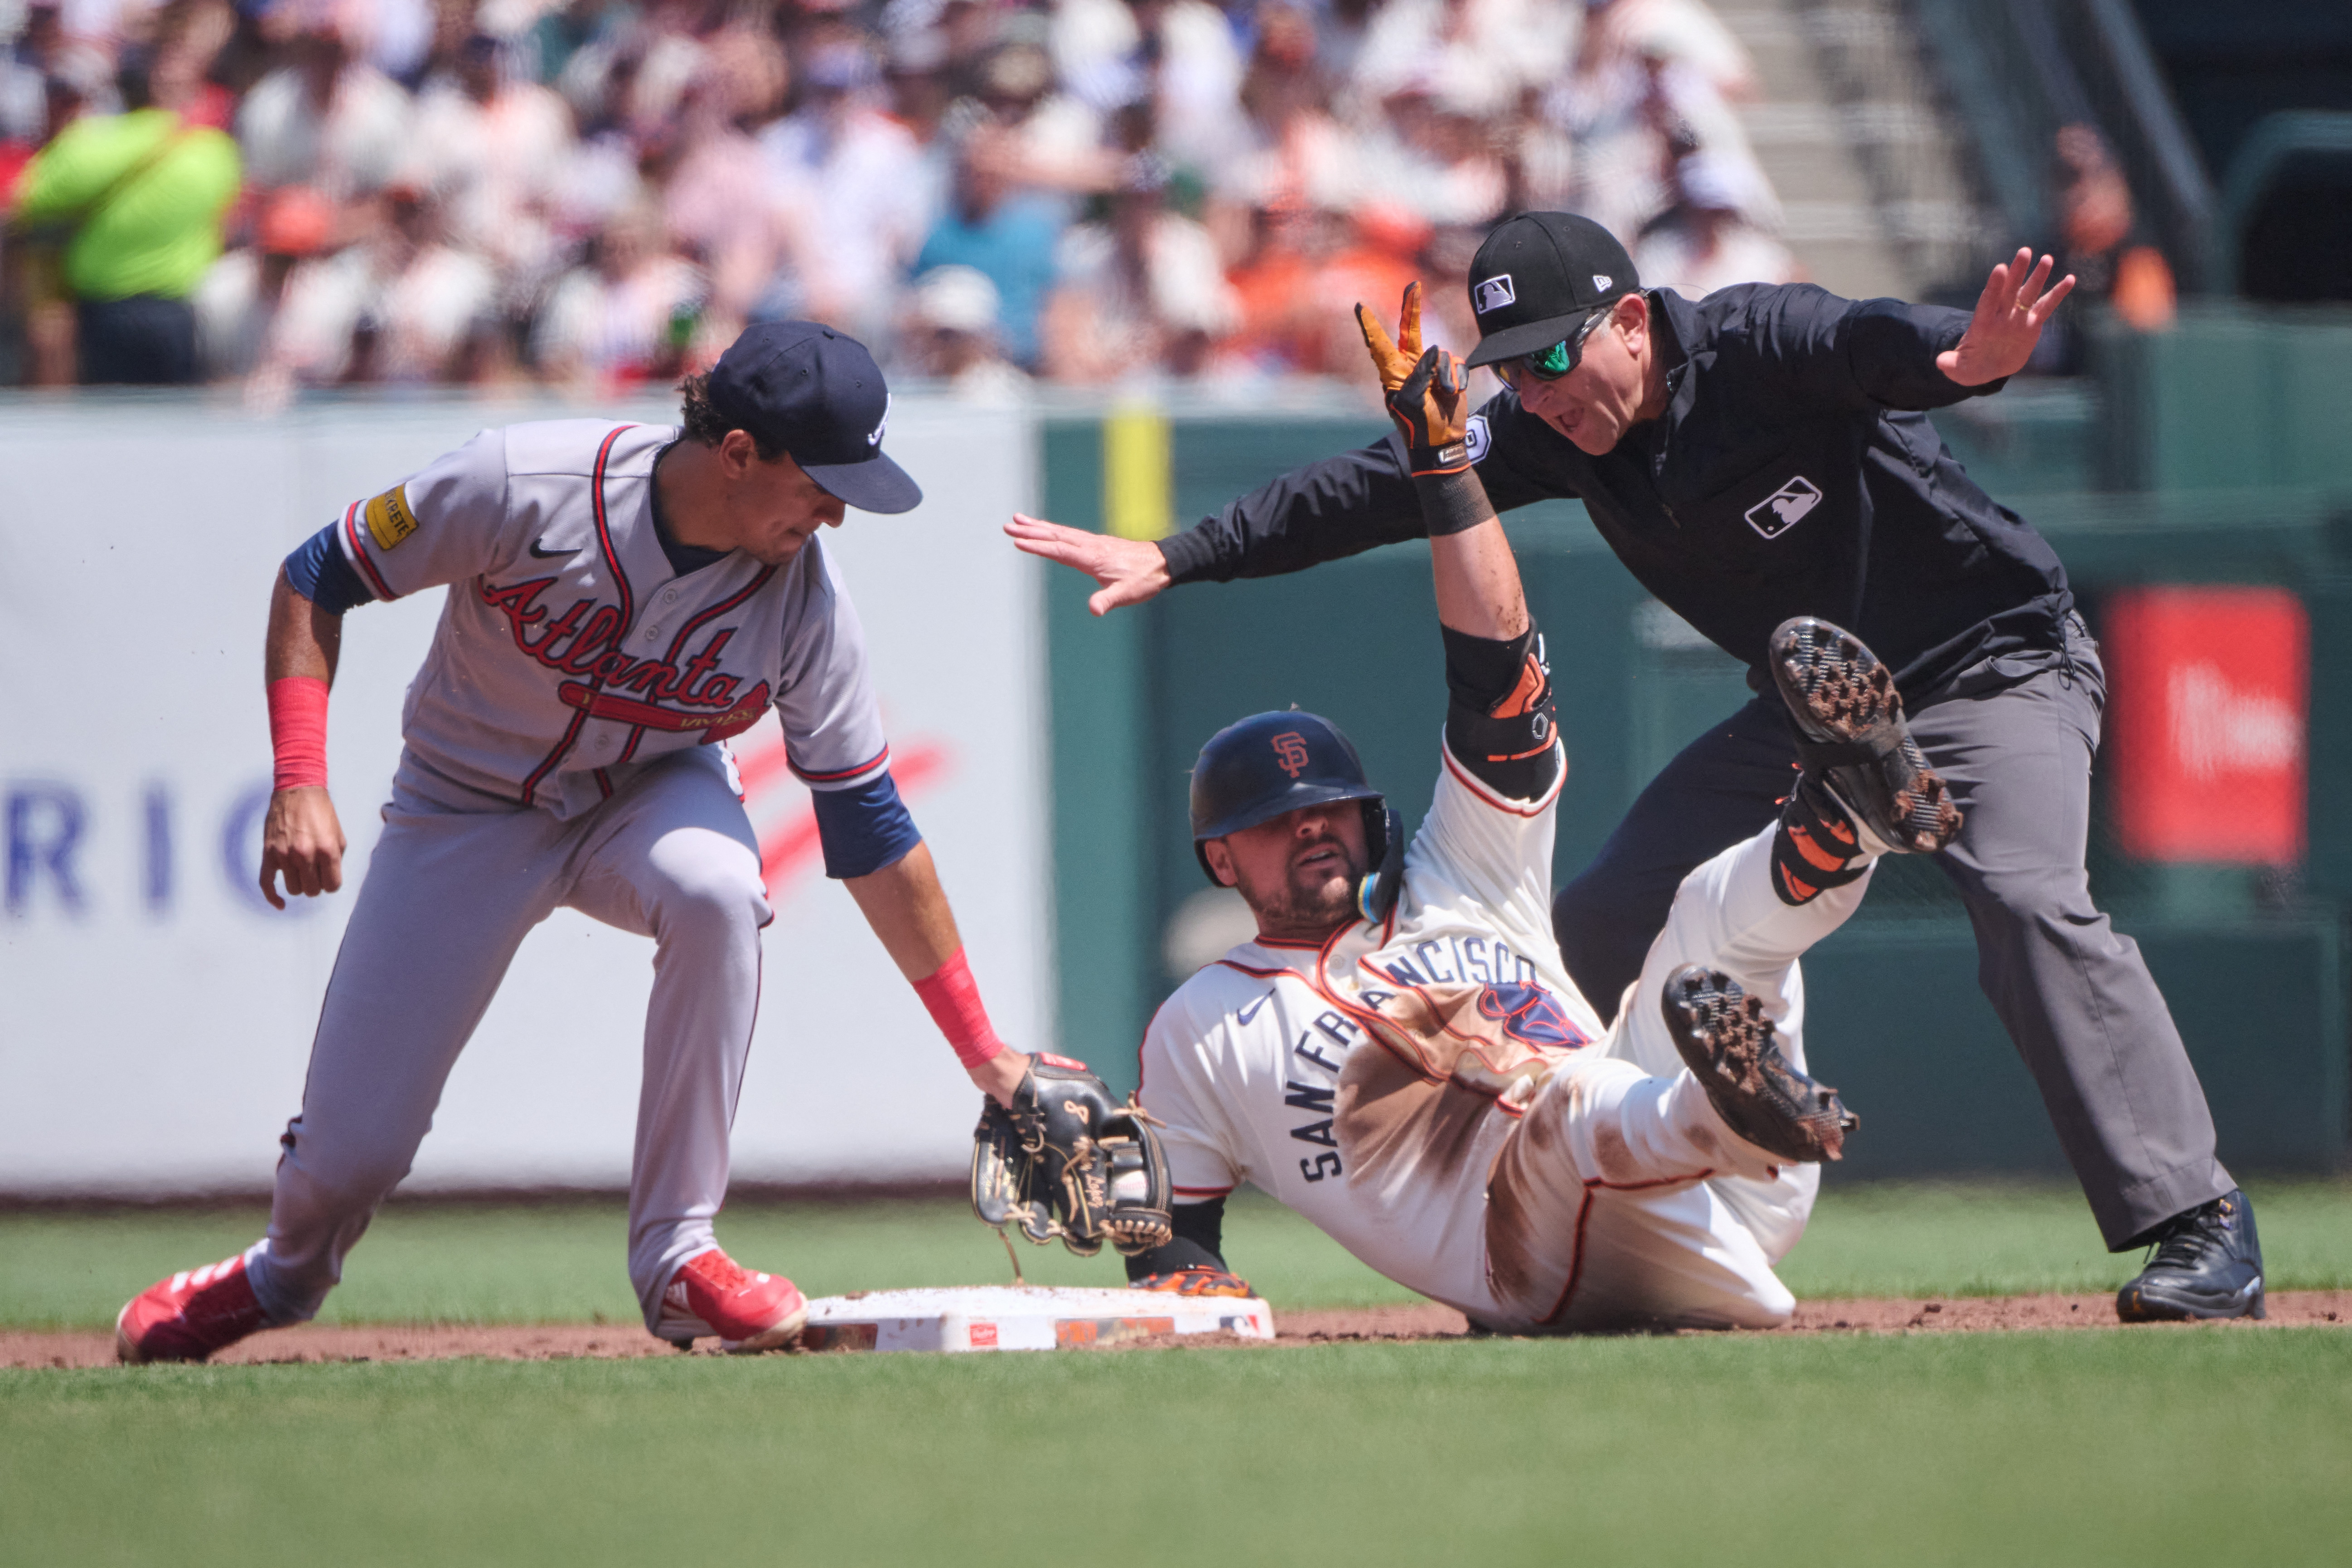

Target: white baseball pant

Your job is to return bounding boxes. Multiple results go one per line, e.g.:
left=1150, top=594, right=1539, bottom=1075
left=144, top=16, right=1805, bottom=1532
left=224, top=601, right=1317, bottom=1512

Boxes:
left=1481, top=818, right=1873, bottom=1331
left=243, top=747, right=770, bottom=1333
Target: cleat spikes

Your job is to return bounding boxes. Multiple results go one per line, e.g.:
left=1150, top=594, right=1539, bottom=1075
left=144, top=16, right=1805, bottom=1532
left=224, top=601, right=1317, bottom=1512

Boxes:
left=1662, top=966, right=1858, bottom=1165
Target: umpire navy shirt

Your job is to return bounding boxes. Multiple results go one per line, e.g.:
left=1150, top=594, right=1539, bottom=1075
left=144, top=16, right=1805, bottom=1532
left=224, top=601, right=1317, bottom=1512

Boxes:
left=1157, top=284, right=2074, bottom=702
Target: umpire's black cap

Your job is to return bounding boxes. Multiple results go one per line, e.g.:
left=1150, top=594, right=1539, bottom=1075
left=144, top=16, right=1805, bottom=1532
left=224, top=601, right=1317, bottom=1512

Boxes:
left=708, top=321, right=922, bottom=514
left=1462, top=212, right=1639, bottom=368
left=1190, top=711, right=1388, bottom=883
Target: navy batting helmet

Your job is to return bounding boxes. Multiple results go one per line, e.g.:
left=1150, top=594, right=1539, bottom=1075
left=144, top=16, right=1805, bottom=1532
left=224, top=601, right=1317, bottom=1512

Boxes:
left=1189, top=711, right=1404, bottom=918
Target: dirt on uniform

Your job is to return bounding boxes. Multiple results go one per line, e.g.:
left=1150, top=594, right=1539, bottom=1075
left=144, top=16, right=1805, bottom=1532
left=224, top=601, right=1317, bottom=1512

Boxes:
left=8, top=1292, right=2348, bottom=1369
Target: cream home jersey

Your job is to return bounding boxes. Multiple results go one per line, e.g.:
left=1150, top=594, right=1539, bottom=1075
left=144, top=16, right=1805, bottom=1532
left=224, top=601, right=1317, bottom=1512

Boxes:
left=1137, top=736, right=1607, bottom=1322
left=332, top=420, right=888, bottom=818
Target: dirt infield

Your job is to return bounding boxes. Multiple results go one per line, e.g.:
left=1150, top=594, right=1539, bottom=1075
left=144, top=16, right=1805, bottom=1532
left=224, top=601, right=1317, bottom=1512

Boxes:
left=9, top=1292, right=2348, bottom=1369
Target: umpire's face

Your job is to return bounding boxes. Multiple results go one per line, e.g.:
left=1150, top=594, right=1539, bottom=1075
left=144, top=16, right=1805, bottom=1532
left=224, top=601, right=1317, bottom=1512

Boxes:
left=1203, top=803, right=1369, bottom=940
left=1506, top=295, right=1656, bottom=457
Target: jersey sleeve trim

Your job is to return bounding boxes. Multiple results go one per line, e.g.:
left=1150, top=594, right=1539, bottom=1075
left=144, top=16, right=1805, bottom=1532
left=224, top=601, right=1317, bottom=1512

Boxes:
left=790, top=743, right=892, bottom=789
left=1441, top=735, right=1566, bottom=818
left=1173, top=1184, right=1236, bottom=1199
left=337, top=501, right=396, bottom=602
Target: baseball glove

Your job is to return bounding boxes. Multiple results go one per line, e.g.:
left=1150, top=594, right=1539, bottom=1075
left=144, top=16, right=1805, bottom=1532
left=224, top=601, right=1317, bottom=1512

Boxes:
left=972, top=1055, right=1174, bottom=1258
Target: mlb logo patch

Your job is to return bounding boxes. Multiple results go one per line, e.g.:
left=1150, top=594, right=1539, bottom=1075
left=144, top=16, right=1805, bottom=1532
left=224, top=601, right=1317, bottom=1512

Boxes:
left=1473, top=274, right=1516, bottom=314
left=1745, top=476, right=1823, bottom=539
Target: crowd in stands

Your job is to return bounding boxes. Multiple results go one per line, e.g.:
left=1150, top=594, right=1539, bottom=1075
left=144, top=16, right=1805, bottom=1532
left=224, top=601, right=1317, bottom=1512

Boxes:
left=0, top=0, right=1798, bottom=396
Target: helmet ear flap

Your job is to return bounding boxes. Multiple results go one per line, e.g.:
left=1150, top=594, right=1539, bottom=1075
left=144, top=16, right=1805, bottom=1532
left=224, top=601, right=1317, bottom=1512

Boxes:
left=1358, top=804, right=1404, bottom=924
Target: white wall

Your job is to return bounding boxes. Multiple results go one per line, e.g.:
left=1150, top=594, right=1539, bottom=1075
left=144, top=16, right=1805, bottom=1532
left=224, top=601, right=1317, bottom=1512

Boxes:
left=0, top=395, right=1048, bottom=1193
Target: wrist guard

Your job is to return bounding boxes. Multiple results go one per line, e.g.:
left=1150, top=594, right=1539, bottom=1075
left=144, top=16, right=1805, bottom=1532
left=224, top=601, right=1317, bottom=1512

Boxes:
left=1443, top=622, right=1561, bottom=800
left=1412, top=466, right=1492, bottom=536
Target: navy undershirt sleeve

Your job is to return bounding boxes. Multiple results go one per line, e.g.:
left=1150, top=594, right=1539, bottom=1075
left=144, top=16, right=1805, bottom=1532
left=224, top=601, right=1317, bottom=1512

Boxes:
left=810, top=770, right=924, bottom=880
left=283, top=522, right=373, bottom=613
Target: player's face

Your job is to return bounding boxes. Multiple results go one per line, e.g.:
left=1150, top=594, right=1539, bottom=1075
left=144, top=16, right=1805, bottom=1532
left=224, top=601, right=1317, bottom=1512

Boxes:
left=730, top=449, right=848, bottom=565
left=1505, top=298, right=1652, bottom=456
left=1207, top=802, right=1369, bottom=941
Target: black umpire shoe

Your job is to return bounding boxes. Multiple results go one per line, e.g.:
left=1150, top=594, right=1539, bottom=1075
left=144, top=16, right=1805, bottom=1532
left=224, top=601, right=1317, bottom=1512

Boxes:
left=2116, top=1189, right=2265, bottom=1321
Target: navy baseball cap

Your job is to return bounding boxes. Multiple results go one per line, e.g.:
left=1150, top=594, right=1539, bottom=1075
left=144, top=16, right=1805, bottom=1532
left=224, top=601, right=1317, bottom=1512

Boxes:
left=707, top=321, right=922, bottom=514
left=1462, top=212, right=1638, bottom=368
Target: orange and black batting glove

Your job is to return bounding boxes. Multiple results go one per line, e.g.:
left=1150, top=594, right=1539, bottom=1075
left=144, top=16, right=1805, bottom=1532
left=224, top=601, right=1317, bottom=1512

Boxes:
left=1357, top=281, right=1470, bottom=478
left=1133, top=1266, right=1256, bottom=1299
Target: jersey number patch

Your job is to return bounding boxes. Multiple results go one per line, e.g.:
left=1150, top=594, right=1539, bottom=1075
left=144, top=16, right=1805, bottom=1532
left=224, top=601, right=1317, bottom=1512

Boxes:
left=364, top=485, right=420, bottom=551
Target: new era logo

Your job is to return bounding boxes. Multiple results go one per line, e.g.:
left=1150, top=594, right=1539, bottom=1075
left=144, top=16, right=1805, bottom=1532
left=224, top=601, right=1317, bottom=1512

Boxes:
left=1745, top=476, right=1823, bottom=539
left=1473, top=274, right=1515, bottom=314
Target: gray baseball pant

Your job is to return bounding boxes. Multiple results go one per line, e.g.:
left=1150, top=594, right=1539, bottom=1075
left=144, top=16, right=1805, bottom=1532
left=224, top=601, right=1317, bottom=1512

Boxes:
left=1552, top=616, right=2233, bottom=1250
left=244, top=747, right=771, bottom=1332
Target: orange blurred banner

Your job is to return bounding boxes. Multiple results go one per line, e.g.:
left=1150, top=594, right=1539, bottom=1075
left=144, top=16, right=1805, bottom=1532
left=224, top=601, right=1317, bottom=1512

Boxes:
left=2104, top=586, right=2308, bottom=865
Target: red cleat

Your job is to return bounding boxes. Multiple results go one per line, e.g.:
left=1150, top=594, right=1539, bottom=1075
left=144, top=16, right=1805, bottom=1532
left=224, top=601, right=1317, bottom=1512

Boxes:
left=116, top=1253, right=271, bottom=1365
left=655, top=1248, right=808, bottom=1353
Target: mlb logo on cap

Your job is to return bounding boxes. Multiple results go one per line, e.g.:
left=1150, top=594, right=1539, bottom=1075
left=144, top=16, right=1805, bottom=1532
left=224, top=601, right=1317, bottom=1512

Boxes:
left=1461, top=212, right=1639, bottom=368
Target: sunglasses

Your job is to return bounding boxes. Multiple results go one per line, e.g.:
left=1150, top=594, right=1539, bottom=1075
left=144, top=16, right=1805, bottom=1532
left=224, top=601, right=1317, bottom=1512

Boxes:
left=1495, top=309, right=1610, bottom=386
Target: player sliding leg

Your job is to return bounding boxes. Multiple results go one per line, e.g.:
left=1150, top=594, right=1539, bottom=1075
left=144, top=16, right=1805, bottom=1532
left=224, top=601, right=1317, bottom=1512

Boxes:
left=1488, top=614, right=1964, bottom=1329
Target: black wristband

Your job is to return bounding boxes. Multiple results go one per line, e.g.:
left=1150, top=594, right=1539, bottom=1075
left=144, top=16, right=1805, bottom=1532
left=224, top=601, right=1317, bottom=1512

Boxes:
left=1413, top=466, right=1492, bottom=536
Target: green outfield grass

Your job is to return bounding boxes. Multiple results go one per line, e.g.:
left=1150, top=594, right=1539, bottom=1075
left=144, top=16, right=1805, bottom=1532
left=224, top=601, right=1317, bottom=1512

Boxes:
left=5, top=1176, right=2349, bottom=1330
left=5, top=1331, right=2348, bottom=1566
left=6, top=1180, right=2348, bottom=1567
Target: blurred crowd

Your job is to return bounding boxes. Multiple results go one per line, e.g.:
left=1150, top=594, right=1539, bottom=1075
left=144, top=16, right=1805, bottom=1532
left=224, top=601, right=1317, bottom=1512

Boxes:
left=0, top=0, right=1801, bottom=397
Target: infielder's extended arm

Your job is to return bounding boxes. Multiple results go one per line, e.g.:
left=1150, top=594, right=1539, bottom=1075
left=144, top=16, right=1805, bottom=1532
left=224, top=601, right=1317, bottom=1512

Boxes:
left=846, top=842, right=1032, bottom=1106
left=258, top=569, right=348, bottom=910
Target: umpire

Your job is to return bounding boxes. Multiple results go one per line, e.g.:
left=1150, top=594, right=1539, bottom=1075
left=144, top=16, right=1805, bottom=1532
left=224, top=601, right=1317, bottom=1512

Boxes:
left=1009, top=212, right=2265, bottom=1322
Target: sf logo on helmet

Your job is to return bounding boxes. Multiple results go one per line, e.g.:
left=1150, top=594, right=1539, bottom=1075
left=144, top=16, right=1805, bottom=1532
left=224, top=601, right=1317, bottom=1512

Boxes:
left=1271, top=731, right=1311, bottom=778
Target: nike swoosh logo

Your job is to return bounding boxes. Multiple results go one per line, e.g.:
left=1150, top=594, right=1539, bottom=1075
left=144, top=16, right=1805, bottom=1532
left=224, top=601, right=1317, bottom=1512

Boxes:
left=529, top=540, right=581, bottom=559
left=1236, top=991, right=1273, bottom=1026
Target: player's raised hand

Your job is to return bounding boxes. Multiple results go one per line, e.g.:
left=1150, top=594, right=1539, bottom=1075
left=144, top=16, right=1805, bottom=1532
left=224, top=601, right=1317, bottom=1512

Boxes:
left=259, top=786, right=346, bottom=910
left=1382, top=344, right=1471, bottom=462
left=1004, top=513, right=1172, bottom=616
left=1354, top=280, right=1426, bottom=396
left=1937, top=247, right=2076, bottom=387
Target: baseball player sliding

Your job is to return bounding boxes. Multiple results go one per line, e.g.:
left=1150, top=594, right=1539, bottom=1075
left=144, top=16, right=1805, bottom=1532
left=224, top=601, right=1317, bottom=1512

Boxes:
left=1113, top=308, right=1960, bottom=1330
left=116, top=322, right=1034, bottom=1363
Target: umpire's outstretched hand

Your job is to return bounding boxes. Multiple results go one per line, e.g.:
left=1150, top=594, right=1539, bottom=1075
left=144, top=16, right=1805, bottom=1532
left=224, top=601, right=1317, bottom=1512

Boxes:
left=1005, top=513, right=1172, bottom=616
left=1937, top=248, right=2077, bottom=386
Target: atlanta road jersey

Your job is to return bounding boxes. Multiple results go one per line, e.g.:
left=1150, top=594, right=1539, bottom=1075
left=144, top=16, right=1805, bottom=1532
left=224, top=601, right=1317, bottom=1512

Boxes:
left=333, top=421, right=888, bottom=818
left=1138, top=737, right=1606, bottom=1321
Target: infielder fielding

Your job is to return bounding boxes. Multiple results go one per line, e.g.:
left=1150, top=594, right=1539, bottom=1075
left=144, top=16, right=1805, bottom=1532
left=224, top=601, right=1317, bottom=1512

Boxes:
left=1013, top=215, right=2262, bottom=1322
left=1115, top=329, right=1950, bottom=1329
left=116, top=322, right=1034, bottom=1363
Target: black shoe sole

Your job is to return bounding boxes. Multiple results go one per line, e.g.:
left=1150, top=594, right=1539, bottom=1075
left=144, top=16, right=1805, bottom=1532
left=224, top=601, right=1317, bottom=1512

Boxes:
left=1769, top=618, right=1962, bottom=854
left=1661, top=965, right=1857, bottom=1165
left=2115, top=1279, right=2268, bottom=1322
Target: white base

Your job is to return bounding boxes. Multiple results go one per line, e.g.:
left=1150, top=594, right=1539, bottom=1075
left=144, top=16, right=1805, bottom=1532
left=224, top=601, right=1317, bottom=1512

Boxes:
left=797, top=1285, right=1276, bottom=1353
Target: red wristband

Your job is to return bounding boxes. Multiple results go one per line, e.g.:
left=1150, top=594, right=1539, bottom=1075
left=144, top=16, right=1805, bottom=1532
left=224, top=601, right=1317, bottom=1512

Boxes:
left=913, top=947, right=1005, bottom=1069
left=268, top=676, right=330, bottom=791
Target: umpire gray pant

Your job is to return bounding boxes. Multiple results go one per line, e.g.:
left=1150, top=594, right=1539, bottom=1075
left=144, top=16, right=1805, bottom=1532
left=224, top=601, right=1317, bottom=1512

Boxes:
left=1553, top=615, right=2233, bottom=1250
